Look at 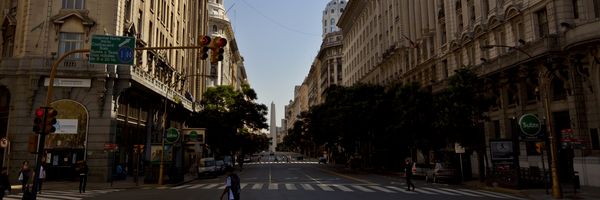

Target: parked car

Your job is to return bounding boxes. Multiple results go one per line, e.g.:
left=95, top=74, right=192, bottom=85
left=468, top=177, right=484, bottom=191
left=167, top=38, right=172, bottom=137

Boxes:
left=412, top=163, right=431, bottom=178
left=425, top=163, right=458, bottom=183
left=318, top=157, right=327, bottom=164
left=198, top=157, right=216, bottom=178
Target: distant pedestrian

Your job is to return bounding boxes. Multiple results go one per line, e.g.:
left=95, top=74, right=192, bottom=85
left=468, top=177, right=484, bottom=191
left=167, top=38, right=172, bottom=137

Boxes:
left=0, top=167, right=11, bottom=199
left=76, top=161, right=88, bottom=193
left=37, top=164, right=46, bottom=194
left=220, top=172, right=240, bottom=200
left=404, top=159, right=415, bottom=191
left=18, top=161, right=31, bottom=192
left=237, top=156, right=243, bottom=171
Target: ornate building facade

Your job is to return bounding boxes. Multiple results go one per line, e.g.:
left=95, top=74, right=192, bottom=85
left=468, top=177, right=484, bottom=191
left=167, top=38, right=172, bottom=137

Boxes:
left=339, top=0, right=600, bottom=187
left=0, top=0, right=230, bottom=183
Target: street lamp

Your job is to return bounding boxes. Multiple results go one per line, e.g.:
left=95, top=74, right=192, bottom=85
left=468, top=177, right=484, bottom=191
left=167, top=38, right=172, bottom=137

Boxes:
left=480, top=44, right=562, bottom=198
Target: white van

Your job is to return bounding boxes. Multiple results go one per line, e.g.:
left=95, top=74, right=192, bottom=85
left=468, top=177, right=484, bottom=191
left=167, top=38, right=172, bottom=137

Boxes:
left=198, top=157, right=216, bottom=177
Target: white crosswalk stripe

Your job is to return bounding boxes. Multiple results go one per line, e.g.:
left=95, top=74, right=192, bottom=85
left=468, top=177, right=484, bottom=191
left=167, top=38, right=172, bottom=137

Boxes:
left=351, top=185, right=375, bottom=192
left=246, top=161, right=319, bottom=165
left=168, top=182, right=524, bottom=199
left=268, top=183, right=278, bottom=190
left=386, top=186, right=417, bottom=194
left=301, top=183, right=315, bottom=191
left=252, top=183, right=263, bottom=190
left=368, top=185, right=395, bottom=193
left=330, top=184, right=353, bottom=192
left=439, top=188, right=482, bottom=197
left=420, top=187, right=460, bottom=195
left=4, top=189, right=119, bottom=200
left=317, top=184, right=334, bottom=191
left=285, top=183, right=297, bottom=190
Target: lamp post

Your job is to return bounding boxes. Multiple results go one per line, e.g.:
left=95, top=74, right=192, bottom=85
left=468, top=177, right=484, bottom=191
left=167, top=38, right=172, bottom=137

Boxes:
left=481, top=45, right=562, bottom=198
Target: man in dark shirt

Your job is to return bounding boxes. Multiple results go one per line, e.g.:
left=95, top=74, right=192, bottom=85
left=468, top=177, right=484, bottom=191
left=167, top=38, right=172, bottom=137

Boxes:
left=404, top=159, right=415, bottom=191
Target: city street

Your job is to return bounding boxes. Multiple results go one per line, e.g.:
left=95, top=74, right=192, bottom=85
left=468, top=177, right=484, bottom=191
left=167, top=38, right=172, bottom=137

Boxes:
left=77, top=161, right=526, bottom=200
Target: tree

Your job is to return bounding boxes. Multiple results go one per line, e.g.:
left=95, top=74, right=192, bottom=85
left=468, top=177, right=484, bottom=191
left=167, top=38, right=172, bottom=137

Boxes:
left=186, top=84, right=268, bottom=156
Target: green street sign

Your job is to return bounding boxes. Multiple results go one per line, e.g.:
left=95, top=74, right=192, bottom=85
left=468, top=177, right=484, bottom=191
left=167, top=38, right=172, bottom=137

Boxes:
left=519, top=113, right=542, bottom=137
left=165, top=127, right=180, bottom=144
left=189, top=130, right=198, bottom=141
left=90, top=35, right=135, bottom=65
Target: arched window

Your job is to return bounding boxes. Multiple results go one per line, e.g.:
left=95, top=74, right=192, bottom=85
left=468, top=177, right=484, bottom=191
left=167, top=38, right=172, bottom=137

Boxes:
left=212, top=25, right=218, bottom=33
left=331, top=18, right=335, bottom=26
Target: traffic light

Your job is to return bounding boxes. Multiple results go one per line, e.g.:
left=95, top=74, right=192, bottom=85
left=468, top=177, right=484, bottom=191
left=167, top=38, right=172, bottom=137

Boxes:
left=209, top=37, right=227, bottom=64
left=45, top=108, right=58, bottom=134
left=199, top=35, right=211, bottom=60
left=33, top=107, right=45, bottom=134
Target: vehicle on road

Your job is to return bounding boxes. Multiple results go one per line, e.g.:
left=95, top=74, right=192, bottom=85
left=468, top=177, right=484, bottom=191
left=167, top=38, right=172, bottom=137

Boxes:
left=198, top=157, right=216, bottom=178
left=425, top=162, right=458, bottom=183
left=318, top=157, right=327, bottom=164
left=215, top=160, right=225, bottom=174
left=411, top=163, right=431, bottom=178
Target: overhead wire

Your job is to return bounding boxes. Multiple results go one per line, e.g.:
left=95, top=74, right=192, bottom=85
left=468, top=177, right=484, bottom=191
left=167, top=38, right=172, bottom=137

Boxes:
left=238, top=0, right=320, bottom=37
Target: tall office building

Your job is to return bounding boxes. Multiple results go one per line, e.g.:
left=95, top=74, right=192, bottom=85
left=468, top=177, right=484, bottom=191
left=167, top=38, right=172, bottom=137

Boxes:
left=0, top=0, right=208, bottom=182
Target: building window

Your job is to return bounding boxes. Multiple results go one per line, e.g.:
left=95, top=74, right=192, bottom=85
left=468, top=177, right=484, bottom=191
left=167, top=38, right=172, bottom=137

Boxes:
left=213, top=25, right=218, bottom=33
left=591, top=128, right=600, bottom=150
left=595, top=0, right=600, bottom=18
left=493, top=120, right=501, bottom=139
left=62, top=0, right=85, bottom=9
left=536, top=9, right=549, bottom=38
left=331, top=18, right=335, bottom=27
left=59, top=32, right=83, bottom=59
left=572, top=0, right=579, bottom=19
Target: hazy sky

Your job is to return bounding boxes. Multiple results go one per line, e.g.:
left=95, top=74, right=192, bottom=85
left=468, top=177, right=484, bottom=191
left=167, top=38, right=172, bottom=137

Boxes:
left=224, top=0, right=328, bottom=129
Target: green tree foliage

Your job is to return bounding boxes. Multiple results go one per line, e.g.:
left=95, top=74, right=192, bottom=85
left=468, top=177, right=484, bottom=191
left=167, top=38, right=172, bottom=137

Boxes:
left=186, top=84, right=269, bottom=156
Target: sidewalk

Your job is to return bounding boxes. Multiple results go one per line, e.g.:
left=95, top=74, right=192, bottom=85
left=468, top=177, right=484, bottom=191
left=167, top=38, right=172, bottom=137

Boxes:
left=10, top=173, right=198, bottom=191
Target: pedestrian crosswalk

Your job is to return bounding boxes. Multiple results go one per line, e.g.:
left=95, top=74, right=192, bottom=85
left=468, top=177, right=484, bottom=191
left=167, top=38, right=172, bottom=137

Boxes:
left=164, top=182, right=526, bottom=199
left=3, top=189, right=120, bottom=200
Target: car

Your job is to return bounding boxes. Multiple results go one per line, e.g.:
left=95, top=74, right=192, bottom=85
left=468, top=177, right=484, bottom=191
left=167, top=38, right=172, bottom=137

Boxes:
left=425, top=163, right=458, bottom=183
left=198, top=157, right=216, bottom=178
left=318, top=157, right=327, bottom=164
left=243, top=157, right=251, bottom=163
left=411, top=163, right=431, bottom=178
left=215, top=160, right=225, bottom=174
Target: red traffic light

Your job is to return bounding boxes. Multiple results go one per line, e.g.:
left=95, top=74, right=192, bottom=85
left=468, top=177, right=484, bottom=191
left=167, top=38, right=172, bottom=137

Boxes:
left=35, top=108, right=45, bottom=118
left=33, top=107, right=46, bottom=133
left=216, top=37, right=227, bottom=47
left=200, top=35, right=211, bottom=46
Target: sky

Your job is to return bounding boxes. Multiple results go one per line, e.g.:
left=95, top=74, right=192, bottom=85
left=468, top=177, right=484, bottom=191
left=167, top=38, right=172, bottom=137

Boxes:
left=224, top=0, right=329, bottom=129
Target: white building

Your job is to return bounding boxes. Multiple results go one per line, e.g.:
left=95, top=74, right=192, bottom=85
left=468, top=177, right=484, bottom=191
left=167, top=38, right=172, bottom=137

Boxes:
left=322, top=0, right=347, bottom=38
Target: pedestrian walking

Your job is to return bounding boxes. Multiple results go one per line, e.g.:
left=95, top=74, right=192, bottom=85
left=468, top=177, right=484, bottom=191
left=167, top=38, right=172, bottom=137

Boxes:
left=0, top=167, right=11, bottom=199
left=18, top=161, right=31, bottom=192
left=404, top=159, right=415, bottom=191
left=76, top=160, right=88, bottom=193
left=37, top=164, right=45, bottom=194
left=220, top=171, right=241, bottom=200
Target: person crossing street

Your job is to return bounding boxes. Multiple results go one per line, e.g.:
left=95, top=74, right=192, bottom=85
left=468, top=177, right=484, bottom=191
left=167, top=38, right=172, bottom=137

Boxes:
left=404, top=159, right=415, bottom=191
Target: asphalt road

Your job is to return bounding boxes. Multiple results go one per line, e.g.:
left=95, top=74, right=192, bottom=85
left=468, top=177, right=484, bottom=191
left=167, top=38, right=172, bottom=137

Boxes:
left=70, top=161, right=527, bottom=200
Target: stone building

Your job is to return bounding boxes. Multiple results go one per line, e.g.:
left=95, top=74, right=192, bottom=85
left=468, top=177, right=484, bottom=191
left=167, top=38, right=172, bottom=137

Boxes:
left=0, top=0, right=248, bottom=183
left=322, top=0, right=347, bottom=37
left=338, top=0, right=600, bottom=187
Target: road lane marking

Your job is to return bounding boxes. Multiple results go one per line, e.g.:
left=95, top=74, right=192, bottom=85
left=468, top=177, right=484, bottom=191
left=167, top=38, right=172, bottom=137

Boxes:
left=268, top=183, right=278, bottom=190
left=412, top=188, right=437, bottom=194
left=203, top=183, right=220, bottom=189
left=188, top=183, right=207, bottom=189
left=252, top=183, right=263, bottom=190
left=368, top=185, right=396, bottom=193
left=439, top=188, right=482, bottom=197
left=285, top=183, right=297, bottom=190
left=420, top=187, right=460, bottom=195
left=218, top=184, right=227, bottom=189
left=301, top=184, right=315, bottom=190
left=317, top=184, right=334, bottom=191
left=330, top=184, right=353, bottom=192
left=240, top=183, right=248, bottom=189
left=351, top=185, right=375, bottom=192
left=386, top=186, right=418, bottom=194
left=36, top=193, right=80, bottom=200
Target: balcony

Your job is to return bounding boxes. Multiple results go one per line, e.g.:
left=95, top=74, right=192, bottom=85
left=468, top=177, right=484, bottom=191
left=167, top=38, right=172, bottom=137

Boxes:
left=129, top=66, right=193, bottom=111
